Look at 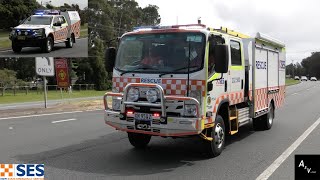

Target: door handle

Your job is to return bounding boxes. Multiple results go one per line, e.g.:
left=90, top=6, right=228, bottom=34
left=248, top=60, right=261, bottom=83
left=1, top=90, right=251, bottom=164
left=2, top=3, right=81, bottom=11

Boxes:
left=241, top=79, right=244, bottom=89
left=225, top=80, right=227, bottom=92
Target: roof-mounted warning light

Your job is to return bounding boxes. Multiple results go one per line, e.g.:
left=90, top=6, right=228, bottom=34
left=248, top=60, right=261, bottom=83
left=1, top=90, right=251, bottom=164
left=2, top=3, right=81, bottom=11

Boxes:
left=133, top=24, right=207, bottom=31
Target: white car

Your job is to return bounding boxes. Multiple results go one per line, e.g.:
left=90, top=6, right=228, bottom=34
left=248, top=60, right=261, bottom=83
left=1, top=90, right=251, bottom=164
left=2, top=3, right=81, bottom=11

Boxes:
left=301, top=76, right=308, bottom=81
left=294, top=76, right=300, bottom=80
left=310, top=77, right=317, bottom=81
left=9, top=9, right=81, bottom=53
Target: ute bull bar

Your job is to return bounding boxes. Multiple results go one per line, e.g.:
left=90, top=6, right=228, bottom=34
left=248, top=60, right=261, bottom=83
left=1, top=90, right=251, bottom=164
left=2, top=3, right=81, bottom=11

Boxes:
left=103, top=83, right=202, bottom=136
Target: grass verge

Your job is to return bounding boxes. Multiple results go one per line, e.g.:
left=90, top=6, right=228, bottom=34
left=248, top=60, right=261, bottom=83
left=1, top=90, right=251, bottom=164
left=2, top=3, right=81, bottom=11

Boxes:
left=286, top=78, right=300, bottom=86
left=80, top=23, right=88, bottom=38
left=0, top=90, right=107, bottom=104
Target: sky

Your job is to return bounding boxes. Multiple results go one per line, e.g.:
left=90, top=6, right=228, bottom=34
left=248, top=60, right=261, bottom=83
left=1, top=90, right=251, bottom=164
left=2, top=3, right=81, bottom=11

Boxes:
left=36, top=0, right=87, bottom=9
left=136, top=0, right=320, bottom=64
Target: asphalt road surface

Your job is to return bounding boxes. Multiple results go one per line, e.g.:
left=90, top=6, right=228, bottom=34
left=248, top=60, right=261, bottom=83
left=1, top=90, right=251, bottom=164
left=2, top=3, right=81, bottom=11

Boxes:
left=0, top=38, right=88, bottom=57
left=0, top=81, right=320, bottom=180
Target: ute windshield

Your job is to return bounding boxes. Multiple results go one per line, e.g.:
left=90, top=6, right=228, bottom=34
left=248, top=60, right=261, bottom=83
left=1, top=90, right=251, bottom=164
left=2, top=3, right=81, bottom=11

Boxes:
left=115, top=32, right=206, bottom=74
left=23, top=16, right=52, bottom=25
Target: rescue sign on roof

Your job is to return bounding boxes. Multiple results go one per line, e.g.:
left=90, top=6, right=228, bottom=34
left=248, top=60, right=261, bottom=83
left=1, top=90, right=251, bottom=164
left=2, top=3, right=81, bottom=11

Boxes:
left=35, top=57, right=55, bottom=76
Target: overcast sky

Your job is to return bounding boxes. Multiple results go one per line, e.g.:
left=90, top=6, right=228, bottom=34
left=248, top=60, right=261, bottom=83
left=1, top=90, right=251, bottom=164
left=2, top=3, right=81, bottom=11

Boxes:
left=36, top=0, right=87, bottom=9
left=137, top=0, right=320, bottom=64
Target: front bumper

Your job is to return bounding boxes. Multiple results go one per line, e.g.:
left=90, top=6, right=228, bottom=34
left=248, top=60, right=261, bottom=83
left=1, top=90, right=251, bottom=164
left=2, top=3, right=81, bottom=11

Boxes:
left=104, top=83, right=203, bottom=137
left=104, top=110, right=201, bottom=137
left=10, top=36, right=46, bottom=47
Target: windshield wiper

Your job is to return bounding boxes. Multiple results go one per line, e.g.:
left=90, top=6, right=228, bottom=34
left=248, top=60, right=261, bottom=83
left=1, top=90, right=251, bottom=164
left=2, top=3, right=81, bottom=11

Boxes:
left=159, top=65, right=199, bottom=77
left=120, top=66, right=159, bottom=76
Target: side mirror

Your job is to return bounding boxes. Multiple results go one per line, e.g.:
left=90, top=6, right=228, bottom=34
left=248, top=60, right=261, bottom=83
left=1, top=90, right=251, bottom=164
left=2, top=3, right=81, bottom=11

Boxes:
left=105, top=47, right=117, bottom=72
left=53, top=22, right=62, bottom=26
left=214, top=44, right=229, bottom=73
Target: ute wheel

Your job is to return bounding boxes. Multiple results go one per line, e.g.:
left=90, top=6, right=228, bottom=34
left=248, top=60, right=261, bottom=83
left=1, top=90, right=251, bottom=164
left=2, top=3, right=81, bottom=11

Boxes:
left=12, top=42, right=22, bottom=53
left=128, top=132, right=151, bottom=149
left=65, top=35, right=74, bottom=48
left=205, top=115, right=225, bottom=158
left=42, top=37, right=53, bottom=53
left=253, top=103, right=274, bottom=130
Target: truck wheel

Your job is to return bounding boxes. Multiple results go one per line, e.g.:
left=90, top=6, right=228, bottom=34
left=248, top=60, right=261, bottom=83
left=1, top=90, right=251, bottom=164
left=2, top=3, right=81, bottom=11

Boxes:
left=65, top=36, right=73, bottom=48
left=12, top=42, right=22, bottom=53
left=42, top=37, right=53, bottom=53
left=253, top=103, right=274, bottom=130
left=205, top=115, right=225, bottom=157
left=128, top=132, right=151, bottom=149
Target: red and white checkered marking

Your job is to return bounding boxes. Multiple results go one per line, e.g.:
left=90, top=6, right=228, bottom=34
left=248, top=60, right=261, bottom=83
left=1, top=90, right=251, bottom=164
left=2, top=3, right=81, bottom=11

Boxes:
left=113, top=77, right=206, bottom=96
left=255, top=86, right=285, bottom=112
left=71, top=20, right=81, bottom=38
left=54, top=27, right=68, bottom=41
left=0, top=164, right=14, bottom=177
left=229, top=91, right=244, bottom=105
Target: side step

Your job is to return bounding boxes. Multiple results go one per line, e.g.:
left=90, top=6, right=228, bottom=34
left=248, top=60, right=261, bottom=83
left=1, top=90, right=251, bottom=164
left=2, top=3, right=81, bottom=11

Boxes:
left=229, top=107, right=251, bottom=135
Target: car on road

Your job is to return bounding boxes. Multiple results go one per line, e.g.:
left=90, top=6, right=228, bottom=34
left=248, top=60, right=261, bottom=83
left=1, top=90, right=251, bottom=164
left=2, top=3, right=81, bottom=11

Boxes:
left=310, top=77, right=317, bottom=81
left=9, top=9, right=81, bottom=53
left=301, top=76, right=308, bottom=81
left=294, top=76, right=300, bottom=80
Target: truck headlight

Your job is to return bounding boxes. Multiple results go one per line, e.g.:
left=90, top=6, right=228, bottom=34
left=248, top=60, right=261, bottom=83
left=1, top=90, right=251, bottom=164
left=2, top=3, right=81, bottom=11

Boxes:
left=127, top=88, right=139, bottom=102
left=33, top=29, right=44, bottom=36
left=184, top=104, right=197, bottom=117
left=112, top=97, right=121, bottom=111
left=146, top=89, right=158, bottom=103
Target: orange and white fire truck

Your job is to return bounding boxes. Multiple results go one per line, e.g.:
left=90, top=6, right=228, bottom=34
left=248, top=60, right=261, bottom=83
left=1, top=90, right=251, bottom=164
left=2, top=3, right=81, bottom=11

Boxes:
left=104, top=24, right=286, bottom=157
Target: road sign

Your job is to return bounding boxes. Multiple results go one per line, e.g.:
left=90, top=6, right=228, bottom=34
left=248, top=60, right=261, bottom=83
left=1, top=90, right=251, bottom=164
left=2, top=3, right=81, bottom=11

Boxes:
left=35, top=57, right=55, bottom=76
left=55, top=58, right=70, bottom=88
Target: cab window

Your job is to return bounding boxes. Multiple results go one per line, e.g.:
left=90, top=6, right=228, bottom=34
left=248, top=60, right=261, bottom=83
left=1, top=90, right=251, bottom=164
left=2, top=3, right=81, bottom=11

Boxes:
left=53, top=17, right=60, bottom=25
left=60, top=16, right=66, bottom=24
left=230, top=40, right=242, bottom=66
left=208, top=41, right=215, bottom=76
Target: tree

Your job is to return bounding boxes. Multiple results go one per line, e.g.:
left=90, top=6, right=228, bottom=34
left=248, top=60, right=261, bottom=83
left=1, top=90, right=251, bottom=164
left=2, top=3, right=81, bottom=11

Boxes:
left=89, top=39, right=109, bottom=90
left=0, top=69, right=17, bottom=96
left=0, top=0, right=40, bottom=29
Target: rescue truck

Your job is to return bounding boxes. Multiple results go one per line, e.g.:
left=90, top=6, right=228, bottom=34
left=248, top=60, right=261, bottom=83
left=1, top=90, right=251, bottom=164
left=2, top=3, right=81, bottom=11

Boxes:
left=103, top=24, right=286, bottom=157
left=9, top=9, right=81, bottom=53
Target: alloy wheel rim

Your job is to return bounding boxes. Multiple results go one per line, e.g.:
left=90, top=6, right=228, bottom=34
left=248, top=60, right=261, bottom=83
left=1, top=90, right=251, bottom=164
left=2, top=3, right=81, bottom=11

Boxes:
left=214, top=123, right=224, bottom=149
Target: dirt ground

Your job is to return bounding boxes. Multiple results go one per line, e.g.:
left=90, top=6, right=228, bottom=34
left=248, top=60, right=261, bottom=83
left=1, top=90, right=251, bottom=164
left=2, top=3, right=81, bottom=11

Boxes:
left=0, top=100, right=106, bottom=118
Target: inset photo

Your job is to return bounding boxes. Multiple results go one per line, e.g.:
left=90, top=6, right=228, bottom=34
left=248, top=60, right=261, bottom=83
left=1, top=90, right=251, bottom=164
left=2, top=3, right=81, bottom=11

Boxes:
left=0, top=0, right=88, bottom=57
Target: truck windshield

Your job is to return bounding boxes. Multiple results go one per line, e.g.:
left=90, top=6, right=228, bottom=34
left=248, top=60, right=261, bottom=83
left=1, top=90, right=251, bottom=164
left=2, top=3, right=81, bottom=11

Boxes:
left=115, top=32, right=205, bottom=74
left=23, top=16, right=52, bottom=25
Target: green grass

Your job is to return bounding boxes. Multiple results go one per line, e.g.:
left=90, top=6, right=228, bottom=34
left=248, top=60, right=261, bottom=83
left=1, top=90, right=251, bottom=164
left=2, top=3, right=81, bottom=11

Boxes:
left=80, top=23, right=88, bottom=38
left=0, top=39, right=11, bottom=49
left=0, top=90, right=107, bottom=104
left=0, top=30, right=9, bottom=38
left=286, top=78, right=300, bottom=86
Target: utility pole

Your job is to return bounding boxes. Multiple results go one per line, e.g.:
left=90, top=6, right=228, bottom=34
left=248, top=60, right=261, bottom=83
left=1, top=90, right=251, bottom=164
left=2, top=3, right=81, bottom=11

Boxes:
left=292, top=60, right=295, bottom=78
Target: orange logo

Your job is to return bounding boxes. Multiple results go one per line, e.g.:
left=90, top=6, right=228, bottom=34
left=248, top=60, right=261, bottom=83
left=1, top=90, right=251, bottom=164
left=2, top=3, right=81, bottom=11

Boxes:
left=58, top=69, right=66, bottom=81
left=0, top=164, right=14, bottom=177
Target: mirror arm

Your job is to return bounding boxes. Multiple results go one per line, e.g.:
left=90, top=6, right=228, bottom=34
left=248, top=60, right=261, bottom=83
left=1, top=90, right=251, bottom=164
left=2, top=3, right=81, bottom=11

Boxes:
left=210, top=73, right=224, bottom=83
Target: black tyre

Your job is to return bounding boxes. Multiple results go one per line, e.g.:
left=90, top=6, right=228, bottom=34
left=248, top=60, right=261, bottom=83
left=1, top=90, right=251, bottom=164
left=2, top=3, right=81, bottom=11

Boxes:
left=12, top=42, right=22, bottom=53
left=65, top=35, right=74, bottom=48
left=253, top=103, right=274, bottom=130
left=205, top=115, right=225, bottom=157
left=128, top=132, right=151, bottom=149
left=42, top=37, right=53, bottom=53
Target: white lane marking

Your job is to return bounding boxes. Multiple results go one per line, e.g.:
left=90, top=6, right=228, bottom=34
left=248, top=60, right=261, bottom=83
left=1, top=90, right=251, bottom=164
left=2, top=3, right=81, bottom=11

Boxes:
left=52, top=118, right=77, bottom=124
left=291, top=93, right=299, bottom=95
left=256, top=116, right=320, bottom=180
left=307, top=89, right=310, bottom=91
left=0, top=109, right=101, bottom=121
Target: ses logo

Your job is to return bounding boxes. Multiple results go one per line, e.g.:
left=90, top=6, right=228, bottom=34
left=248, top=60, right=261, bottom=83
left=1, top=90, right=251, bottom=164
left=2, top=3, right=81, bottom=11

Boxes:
left=279, top=60, right=286, bottom=69
left=0, top=164, right=44, bottom=180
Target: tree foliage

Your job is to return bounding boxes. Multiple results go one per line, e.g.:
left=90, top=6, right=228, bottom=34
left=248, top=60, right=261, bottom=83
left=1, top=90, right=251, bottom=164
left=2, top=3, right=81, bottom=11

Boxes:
left=0, top=0, right=40, bottom=30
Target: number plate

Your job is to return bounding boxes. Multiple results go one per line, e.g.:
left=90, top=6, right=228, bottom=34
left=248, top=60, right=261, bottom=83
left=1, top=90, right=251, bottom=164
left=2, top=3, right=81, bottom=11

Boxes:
left=17, top=36, right=25, bottom=40
left=134, top=113, right=152, bottom=121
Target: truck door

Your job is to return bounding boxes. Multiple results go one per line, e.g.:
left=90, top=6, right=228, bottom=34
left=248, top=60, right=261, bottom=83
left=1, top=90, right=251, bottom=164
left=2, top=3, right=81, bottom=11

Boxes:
left=228, top=40, right=245, bottom=105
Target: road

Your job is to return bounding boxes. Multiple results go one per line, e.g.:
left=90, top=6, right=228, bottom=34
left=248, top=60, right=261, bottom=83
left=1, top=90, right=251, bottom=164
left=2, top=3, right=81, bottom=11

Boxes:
left=0, top=81, right=319, bottom=180
left=0, top=38, right=88, bottom=57
left=0, top=96, right=101, bottom=111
